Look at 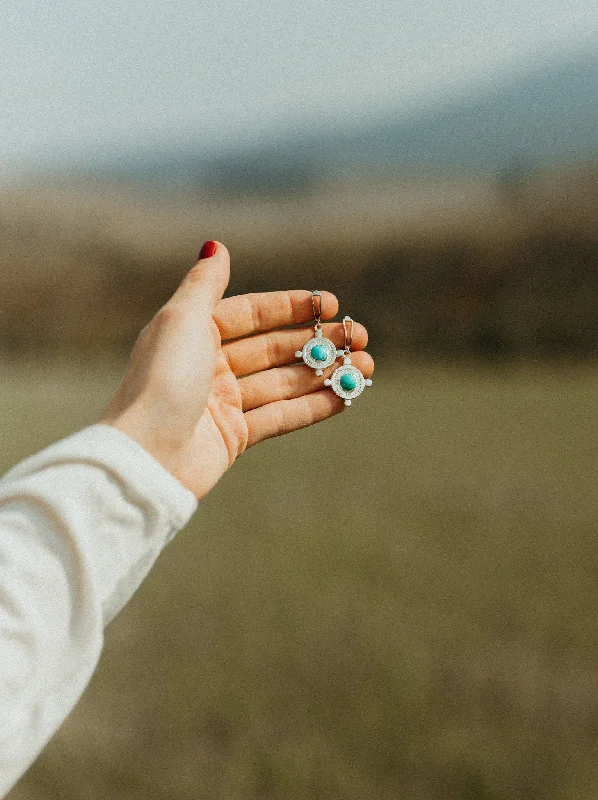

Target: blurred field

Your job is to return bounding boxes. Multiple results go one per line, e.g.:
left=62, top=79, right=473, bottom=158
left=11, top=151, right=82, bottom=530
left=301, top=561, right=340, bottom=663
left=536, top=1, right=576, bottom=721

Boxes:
left=1, top=165, right=598, bottom=360
left=4, top=358, right=598, bottom=800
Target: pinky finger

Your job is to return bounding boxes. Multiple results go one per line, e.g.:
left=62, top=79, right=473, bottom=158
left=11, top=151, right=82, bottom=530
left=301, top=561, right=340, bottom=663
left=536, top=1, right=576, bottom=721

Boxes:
left=244, top=389, right=345, bottom=448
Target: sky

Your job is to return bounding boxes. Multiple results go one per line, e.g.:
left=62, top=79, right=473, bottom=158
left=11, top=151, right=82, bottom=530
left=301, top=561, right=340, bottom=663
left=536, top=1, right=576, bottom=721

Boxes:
left=1, top=0, right=597, bottom=176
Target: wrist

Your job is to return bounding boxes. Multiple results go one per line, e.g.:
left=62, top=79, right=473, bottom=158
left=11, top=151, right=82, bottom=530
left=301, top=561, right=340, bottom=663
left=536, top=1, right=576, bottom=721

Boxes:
left=98, top=412, right=191, bottom=490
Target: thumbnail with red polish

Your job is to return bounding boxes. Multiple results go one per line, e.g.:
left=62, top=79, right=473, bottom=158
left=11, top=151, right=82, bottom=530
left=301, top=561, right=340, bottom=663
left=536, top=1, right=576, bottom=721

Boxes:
left=199, top=241, right=218, bottom=259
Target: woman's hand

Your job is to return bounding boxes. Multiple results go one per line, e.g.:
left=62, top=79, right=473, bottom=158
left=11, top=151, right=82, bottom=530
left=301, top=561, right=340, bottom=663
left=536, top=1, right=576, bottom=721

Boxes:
left=99, top=242, right=374, bottom=499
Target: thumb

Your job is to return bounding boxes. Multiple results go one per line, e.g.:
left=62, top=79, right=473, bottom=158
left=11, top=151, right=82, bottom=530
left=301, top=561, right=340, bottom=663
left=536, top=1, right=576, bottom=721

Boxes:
left=170, top=240, right=230, bottom=311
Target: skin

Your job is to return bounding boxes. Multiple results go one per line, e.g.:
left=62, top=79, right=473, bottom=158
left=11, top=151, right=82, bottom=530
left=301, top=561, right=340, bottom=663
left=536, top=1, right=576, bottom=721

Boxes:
left=99, top=242, right=374, bottom=500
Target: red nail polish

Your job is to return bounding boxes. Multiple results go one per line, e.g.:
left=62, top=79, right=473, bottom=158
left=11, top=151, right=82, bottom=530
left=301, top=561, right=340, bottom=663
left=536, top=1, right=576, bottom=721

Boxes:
left=199, top=240, right=218, bottom=259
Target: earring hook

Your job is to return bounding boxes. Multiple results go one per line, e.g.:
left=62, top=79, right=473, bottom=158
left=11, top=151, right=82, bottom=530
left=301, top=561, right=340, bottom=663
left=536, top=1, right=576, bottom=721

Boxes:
left=343, top=316, right=353, bottom=353
left=311, top=290, right=322, bottom=326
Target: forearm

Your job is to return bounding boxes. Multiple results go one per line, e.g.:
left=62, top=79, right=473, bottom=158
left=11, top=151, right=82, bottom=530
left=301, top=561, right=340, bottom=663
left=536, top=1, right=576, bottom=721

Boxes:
left=0, top=425, right=196, bottom=796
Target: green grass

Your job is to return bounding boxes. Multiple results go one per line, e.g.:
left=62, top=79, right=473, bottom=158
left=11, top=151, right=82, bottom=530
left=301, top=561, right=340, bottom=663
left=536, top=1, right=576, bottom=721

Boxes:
left=4, top=359, right=598, bottom=800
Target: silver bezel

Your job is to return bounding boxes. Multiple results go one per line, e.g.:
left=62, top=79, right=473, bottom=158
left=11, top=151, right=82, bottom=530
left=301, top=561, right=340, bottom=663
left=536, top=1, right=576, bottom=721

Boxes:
left=301, top=336, right=338, bottom=369
left=329, top=364, right=366, bottom=400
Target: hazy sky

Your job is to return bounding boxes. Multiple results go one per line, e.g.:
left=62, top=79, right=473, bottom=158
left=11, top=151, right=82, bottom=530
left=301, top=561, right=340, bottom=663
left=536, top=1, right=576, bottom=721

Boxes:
left=1, top=0, right=597, bottom=174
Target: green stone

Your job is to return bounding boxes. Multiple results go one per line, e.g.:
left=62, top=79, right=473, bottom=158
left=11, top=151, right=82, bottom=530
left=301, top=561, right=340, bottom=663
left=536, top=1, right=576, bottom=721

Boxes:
left=340, top=373, right=358, bottom=392
left=310, top=344, right=328, bottom=362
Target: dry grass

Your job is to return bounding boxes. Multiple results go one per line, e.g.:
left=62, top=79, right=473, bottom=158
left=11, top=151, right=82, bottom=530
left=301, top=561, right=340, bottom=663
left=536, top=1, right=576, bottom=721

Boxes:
left=3, top=359, right=598, bottom=799
left=1, top=166, right=598, bottom=359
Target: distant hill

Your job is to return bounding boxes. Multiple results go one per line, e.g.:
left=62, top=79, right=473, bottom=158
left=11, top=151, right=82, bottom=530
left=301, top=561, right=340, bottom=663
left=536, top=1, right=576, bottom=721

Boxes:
left=332, top=51, right=598, bottom=168
left=70, top=49, right=598, bottom=193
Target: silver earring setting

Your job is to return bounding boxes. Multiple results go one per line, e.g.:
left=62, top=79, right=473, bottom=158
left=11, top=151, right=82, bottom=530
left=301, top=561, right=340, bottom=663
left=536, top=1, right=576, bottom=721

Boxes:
left=295, top=290, right=343, bottom=377
left=324, top=316, right=372, bottom=406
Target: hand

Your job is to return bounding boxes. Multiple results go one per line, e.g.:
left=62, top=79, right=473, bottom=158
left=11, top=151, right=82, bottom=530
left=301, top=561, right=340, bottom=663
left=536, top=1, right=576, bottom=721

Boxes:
left=99, top=242, right=374, bottom=499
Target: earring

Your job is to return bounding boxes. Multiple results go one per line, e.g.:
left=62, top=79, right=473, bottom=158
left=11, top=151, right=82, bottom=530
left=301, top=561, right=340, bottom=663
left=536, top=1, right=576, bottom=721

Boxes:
left=324, top=316, right=372, bottom=406
left=295, top=290, right=343, bottom=376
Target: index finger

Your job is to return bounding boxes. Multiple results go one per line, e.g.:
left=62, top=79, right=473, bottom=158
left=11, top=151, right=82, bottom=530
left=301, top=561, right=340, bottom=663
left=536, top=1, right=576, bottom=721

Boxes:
left=214, top=290, right=338, bottom=341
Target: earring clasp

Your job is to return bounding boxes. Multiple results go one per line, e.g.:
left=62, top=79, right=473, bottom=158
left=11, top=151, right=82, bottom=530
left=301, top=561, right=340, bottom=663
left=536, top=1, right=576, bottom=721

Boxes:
left=343, top=315, right=353, bottom=354
left=311, top=290, right=322, bottom=326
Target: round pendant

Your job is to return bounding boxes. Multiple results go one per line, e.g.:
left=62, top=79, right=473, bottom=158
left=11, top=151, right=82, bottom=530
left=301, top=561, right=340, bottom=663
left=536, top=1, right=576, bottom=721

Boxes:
left=324, top=363, right=372, bottom=406
left=295, top=330, right=340, bottom=376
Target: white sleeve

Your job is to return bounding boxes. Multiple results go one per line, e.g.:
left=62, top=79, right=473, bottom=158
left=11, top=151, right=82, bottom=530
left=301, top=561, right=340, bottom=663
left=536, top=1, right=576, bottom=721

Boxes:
left=0, top=424, right=197, bottom=797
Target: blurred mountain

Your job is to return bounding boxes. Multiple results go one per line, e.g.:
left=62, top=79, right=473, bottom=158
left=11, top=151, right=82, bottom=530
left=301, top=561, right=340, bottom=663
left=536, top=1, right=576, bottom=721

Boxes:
left=350, top=52, right=597, bottom=167
left=65, top=49, right=598, bottom=193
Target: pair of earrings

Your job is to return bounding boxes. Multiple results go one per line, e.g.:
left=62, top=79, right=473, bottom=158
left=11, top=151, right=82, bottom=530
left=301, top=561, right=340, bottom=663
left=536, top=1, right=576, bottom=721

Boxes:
left=295, top=290, right=373, bottom=406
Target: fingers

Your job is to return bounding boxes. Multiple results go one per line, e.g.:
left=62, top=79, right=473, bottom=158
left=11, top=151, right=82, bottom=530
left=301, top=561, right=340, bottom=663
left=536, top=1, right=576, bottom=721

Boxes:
left=214, top=290, right=338, bottom=341
left=224, top=321, right=369, bottom=377
left=239, top=351, right=375, bottom=411
left=169, top=241, right=230, bottom=312
left=244, top=389, right=347, bottom=448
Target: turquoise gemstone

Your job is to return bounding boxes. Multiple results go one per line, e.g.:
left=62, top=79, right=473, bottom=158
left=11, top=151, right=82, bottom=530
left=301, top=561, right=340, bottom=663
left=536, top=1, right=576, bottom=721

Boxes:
left=340, top=373, right=358, bottom=392
left=310, top=344, right=328, bottom=362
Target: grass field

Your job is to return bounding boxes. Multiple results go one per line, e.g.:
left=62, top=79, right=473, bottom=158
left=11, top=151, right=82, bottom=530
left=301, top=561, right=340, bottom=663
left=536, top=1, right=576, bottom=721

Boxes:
left=4, top=358, right=598, bottom=800
left=2, top=168, right=598, bottom=361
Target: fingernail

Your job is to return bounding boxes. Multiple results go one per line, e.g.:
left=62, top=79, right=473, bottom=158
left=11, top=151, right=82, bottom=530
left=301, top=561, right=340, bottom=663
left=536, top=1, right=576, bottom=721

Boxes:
left=199, top=240, right=218, bottom=259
